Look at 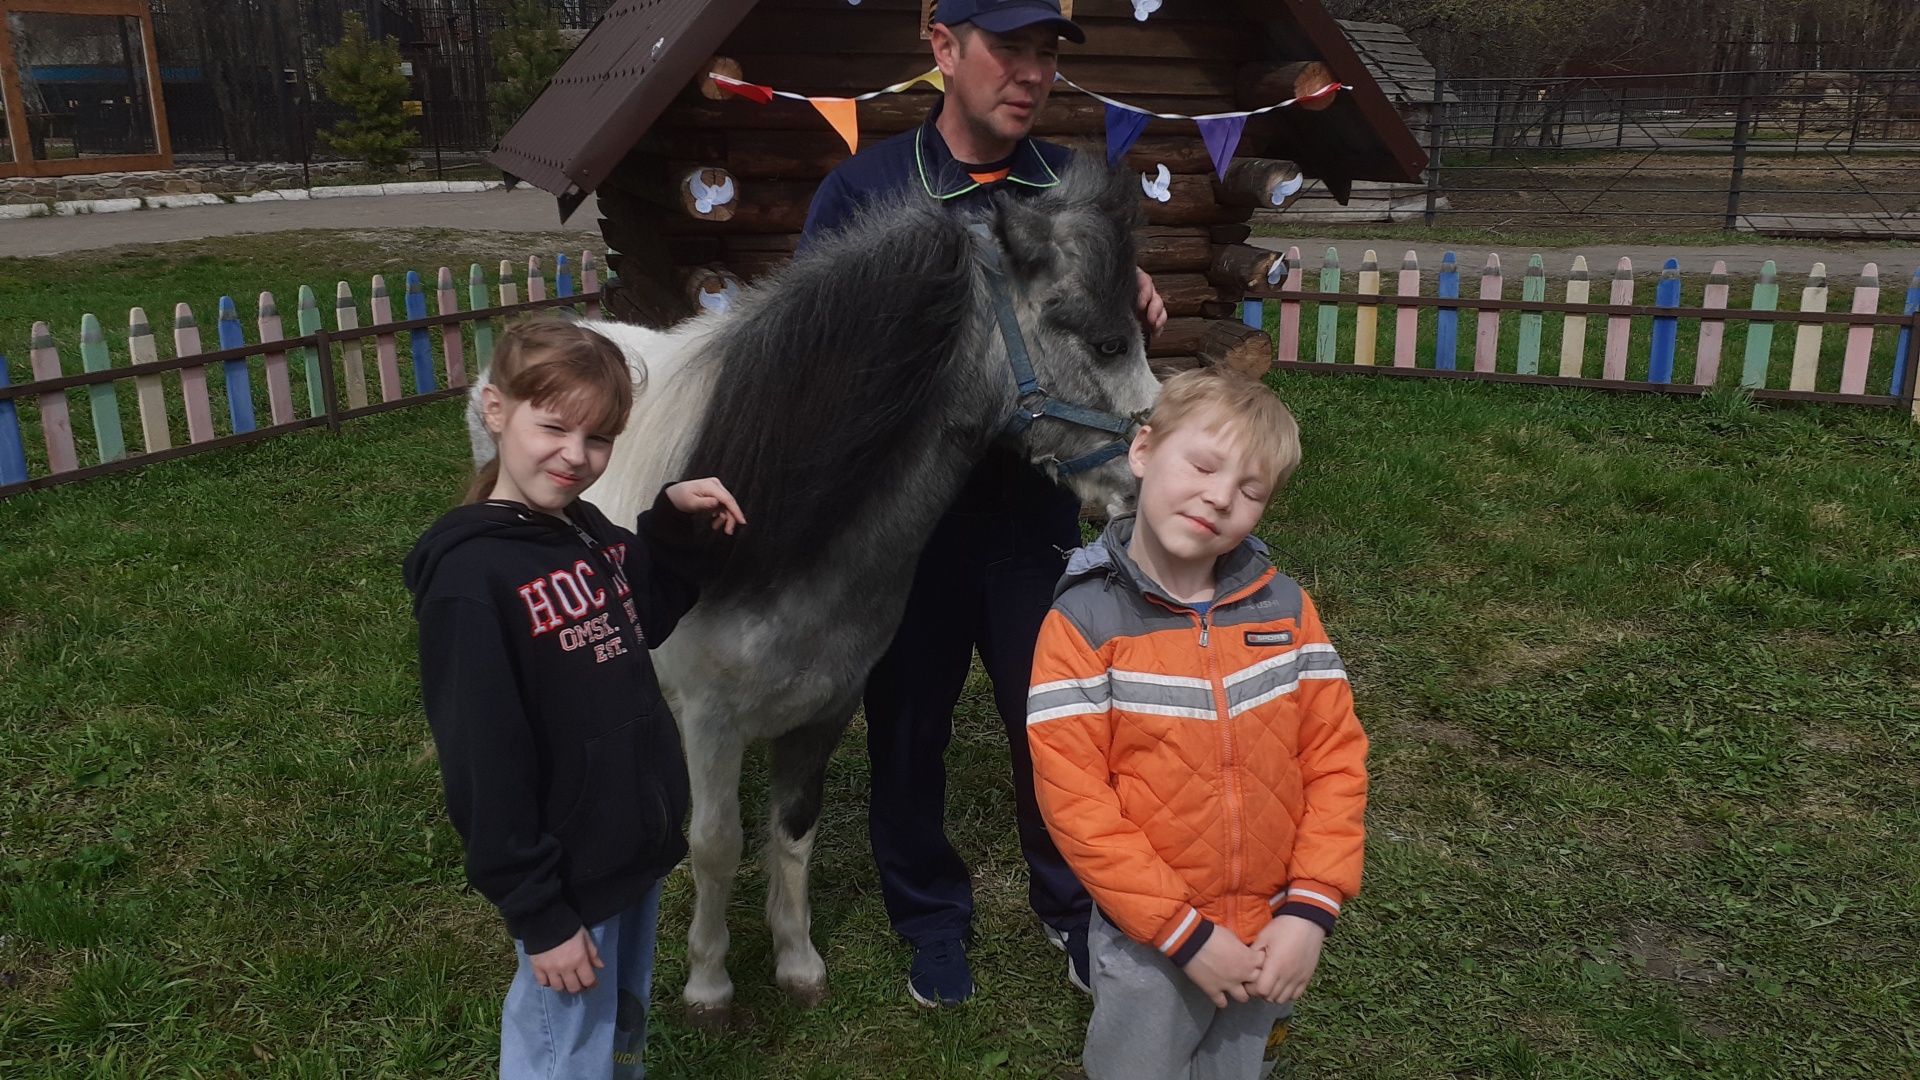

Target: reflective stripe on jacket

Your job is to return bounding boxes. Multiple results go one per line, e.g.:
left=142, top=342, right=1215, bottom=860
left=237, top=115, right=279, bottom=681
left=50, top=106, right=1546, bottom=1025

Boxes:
left=1028, top=515, right=1368, bottom=965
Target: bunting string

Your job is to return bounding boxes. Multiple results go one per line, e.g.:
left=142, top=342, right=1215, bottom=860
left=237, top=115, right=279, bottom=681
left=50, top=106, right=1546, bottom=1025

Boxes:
left=707, top=68, right=1347, bottom=173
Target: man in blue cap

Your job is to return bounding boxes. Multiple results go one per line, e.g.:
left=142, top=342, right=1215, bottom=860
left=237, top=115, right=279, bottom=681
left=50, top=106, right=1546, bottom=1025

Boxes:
left=803, top=0, right=1166, bottom=1010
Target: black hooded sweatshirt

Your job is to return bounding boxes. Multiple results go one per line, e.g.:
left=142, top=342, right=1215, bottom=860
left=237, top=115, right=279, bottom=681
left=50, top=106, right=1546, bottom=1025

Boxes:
left=402, top=492, right=701, bottom=955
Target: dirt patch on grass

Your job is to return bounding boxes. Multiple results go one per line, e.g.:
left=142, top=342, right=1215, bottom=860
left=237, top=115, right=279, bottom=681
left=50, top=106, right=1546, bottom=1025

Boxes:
left=1402, top=718, right=1489, bottom=751
left=1618, top=922, right=1731, bottom=989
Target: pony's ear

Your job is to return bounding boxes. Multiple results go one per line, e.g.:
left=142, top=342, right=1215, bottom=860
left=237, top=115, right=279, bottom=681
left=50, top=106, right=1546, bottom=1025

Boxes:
left=990, top=192, right=1061, bottom=277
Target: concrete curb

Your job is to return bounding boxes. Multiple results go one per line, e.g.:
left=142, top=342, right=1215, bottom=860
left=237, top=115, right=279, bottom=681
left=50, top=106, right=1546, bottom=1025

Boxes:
left=7, top=179, right=508, bottom=220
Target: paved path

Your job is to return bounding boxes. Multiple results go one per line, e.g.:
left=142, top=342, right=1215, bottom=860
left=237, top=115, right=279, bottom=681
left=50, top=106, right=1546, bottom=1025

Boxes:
left=1252, top=236, right=1919, bottom=280
left=3, top=188, right=601, bottom=258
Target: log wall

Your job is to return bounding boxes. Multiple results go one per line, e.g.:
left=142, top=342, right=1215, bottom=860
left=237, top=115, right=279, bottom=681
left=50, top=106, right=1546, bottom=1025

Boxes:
left=595, top=0, right=1289, bottom=368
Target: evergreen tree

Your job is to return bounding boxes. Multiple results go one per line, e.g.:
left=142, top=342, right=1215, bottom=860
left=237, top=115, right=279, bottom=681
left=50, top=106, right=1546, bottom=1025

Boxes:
left=316, top=12, right=417, bottom=177
left=490, top=0, right=571, bottom=138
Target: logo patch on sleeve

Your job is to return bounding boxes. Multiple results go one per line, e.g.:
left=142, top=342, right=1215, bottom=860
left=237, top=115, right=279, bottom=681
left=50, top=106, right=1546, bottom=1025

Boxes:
left=1245, top=630, right=1293, bottom=647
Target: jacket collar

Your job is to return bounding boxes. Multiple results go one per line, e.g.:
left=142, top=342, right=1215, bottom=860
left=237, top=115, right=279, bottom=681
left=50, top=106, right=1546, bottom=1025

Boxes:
left=915, top=96, right=1063, bottom=201
left=1059, top=514, right=1274, bottom=611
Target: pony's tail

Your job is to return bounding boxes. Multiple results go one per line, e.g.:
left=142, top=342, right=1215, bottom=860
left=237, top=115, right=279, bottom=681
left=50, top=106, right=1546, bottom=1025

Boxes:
left=465, top=457, right=500, bottom=505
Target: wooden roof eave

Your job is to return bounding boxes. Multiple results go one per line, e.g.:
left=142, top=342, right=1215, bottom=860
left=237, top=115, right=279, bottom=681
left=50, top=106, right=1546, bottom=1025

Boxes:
left=489, top=0, right=760, bottom=220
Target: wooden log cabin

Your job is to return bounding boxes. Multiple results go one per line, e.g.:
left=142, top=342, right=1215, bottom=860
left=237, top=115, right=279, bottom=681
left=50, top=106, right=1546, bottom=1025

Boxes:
left=491, top=0, right=1426, bottom=375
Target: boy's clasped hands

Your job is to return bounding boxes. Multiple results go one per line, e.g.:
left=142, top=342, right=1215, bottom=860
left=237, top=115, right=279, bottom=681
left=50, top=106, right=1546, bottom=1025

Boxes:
left=1185, top=915, right=1327, bottom=1009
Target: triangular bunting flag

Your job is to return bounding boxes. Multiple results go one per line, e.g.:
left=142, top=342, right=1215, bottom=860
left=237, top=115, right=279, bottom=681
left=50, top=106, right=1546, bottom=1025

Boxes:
left=1196, top=115, right=1247, bottom=180
left=712, top=74, right=775, bottom=104
left=811, top=97, right=860, bottom=154
left=1104, top=104, right=1150, bottom=168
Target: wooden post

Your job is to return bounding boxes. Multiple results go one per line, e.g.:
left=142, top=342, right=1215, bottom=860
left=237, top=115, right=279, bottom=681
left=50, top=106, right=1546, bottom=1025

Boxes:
left=1602, top=258, right=1634, bottom=381
left=79, top=314, right=127, bottom=464
left=1790, top=262, right=1828, bottom=392
left=583, top=251, right=602, bottom=320
left=499, top=260, right=521, bottom=308
left=1315, top=248, right=1340, bottom=364
left=438, top=267, right=467, bottom=390
left=527, top=257, right=548, bottom=304
left=174, top=304, right=215, bottom=444
left=298, top=286, right=324, bottom=418
left=1741, top=261, right=1780, bottom=389
left=370, top=275, right=402, bottom=403
left=1216, top=158, right=1305, bottom=209
left=216, top=297, right=256, bottom=433
left=1648, top=259, right=1681, bottom=384
left=1559, top=256, right=1590, bottom=378
left=1515, top=255, right=1545, bottom=374
left=1893, top=266, right=1920, bottom=396
left=1208, top=245, right=1284, bottom=292
left=257, top=293, right=294, bottom=427
left=1277, top=246, right=1303, bottom=363
left=0, top=345, right=27, bottom=485
left=1353, top=250, right=1380, bottom=366
left=29, top=323, right=78, bottom=474
left=405, top=271, right=436, bottom=394
left=470, top=265, right=496, bottom=368
left=1839, top=263, right=1878, bottom=396
left=1435, top=252, right=1459, bottom=370
left=1474, top=253, right=1503, bottom=373
left=128, top=309, right=170, bottom=453
left=1695, top=261, right=1729, bottom=386
left=1394, top=251, right=1420, bottom=369
left=335, top=282, right=370, bottom=410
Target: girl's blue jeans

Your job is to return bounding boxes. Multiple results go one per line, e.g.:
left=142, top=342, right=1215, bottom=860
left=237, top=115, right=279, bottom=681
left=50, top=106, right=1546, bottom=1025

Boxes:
left=501, top=880, right=662, bottom=1080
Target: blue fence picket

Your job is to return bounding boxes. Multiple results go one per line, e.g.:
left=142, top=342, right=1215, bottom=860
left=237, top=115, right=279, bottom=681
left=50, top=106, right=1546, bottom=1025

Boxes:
left=0, top=350, right=28, bottom=485
left=217, top=296, right=256, bottom=433
left=556, top=253, right=575, bottom=299
left=405, top=271, right=437, bottom=394
left=1648, top=259, right=1682, bottom=384
left=1435, top=252, right=1460, bottom=370
left=1895, top=266, right=1920, bottom=396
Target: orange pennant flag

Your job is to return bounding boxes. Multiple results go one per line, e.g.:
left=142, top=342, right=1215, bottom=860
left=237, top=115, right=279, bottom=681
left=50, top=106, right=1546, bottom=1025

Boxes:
left=810, top=97, right=859, bottom=154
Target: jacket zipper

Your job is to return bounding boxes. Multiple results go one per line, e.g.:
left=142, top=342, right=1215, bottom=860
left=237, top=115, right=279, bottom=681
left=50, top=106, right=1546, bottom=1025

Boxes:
left=1199, top=608, right=1241, bottom=933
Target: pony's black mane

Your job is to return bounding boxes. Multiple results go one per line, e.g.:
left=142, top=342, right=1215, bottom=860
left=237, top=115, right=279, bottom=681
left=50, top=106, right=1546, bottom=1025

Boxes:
left=680, top=195, right=978, bottom=595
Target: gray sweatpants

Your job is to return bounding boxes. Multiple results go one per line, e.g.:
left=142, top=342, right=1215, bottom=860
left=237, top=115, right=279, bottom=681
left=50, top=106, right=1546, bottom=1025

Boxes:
left=1082, top=907, right=1293, bottom=1080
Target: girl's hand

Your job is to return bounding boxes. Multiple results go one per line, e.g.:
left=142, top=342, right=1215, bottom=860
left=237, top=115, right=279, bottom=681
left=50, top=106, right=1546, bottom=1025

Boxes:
left=530, top=926, right=604, bottom=994
left=667, top=477, right=747, bottom=535
left=1250, top=914, right=1326, bottom=1004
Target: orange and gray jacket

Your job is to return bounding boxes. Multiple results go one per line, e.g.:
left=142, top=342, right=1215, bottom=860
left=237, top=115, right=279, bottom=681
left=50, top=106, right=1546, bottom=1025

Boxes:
left=1027, top=516, right=1368, bottom=965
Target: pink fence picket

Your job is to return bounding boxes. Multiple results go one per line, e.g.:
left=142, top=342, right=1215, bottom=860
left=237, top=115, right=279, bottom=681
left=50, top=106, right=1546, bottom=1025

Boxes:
left=1276, top=246, right=1303, bottom=363
left=1474, top=254, right=1502, bottom=373
left=437, top=267, right=468, bottom=389
left=370, top=275, right=402, bottom=403
left=1840, top=263, right=1879, bottom=396
left=28, top=323, right=79, bottom=474
left=1602, top=258, right=1634, bottom=381
left=1694, top=262, right=1729, bottom=387
left=1394, top=251, right=1419, bottom=368
left=258, top=293, right=295, bottom=427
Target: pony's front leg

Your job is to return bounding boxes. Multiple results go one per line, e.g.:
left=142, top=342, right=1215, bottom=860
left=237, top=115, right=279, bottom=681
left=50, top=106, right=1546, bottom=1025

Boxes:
left=765, top=716, right=850, bottom=1009
left=682, top=718, right=745, bottom=1029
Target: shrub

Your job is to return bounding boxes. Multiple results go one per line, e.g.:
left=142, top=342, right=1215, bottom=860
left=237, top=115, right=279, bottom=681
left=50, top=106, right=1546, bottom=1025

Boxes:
left=489, top=0, right=571, bottom=138
left=316, top=12, right=418, bottom=177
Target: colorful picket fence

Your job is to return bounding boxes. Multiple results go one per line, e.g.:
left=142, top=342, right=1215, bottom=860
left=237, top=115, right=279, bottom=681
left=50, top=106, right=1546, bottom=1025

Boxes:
left=0, top=251, right=604, bottom=499
left=1243, top=248, right=1920, bottom=420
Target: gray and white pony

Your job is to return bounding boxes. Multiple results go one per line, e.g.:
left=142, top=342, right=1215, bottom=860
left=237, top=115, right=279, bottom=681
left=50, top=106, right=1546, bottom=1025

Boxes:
left=470, top=160, right=1158, bottom=1024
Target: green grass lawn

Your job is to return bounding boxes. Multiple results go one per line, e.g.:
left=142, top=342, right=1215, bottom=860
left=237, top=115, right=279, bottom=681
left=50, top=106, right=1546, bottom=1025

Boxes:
left=2, top=370, right=1916, bottom=1078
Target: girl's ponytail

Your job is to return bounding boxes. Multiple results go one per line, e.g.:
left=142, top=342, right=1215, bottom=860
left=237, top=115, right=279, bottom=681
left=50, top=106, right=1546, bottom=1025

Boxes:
left=465, top=456, right=501, bottom=505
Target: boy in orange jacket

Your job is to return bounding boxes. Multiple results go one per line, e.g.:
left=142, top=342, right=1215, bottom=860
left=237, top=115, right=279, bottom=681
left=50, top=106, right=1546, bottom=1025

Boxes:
left=1028, top=367, right=1368, bottom=1080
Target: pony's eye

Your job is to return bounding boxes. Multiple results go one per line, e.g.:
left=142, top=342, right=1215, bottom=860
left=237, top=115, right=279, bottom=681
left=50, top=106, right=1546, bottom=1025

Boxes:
left=1095, top=338, right=1127, bottom=358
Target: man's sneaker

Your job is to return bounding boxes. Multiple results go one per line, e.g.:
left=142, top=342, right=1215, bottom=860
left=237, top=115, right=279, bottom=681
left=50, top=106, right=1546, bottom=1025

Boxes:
left=907, top=938, right=974, bottom=1008
left=1045, top=923, right=1093, bottom=995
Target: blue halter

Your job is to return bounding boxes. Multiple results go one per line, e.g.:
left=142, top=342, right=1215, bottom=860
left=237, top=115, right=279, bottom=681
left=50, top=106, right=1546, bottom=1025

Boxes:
left=970, top=225, right=1143, bottom=477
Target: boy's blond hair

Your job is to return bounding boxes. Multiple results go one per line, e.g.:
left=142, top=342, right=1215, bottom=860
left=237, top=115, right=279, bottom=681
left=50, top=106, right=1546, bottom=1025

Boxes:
left=1145, top=366, right=1301, bottom=488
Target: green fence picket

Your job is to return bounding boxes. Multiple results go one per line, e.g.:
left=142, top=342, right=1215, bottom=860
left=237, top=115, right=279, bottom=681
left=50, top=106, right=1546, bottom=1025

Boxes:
left=79, top=314, right=127, bottom=464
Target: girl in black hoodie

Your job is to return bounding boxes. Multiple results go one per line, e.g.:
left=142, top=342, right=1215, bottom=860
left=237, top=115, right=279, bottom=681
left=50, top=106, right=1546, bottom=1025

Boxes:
left=403, top=320, right=742, bottom=1080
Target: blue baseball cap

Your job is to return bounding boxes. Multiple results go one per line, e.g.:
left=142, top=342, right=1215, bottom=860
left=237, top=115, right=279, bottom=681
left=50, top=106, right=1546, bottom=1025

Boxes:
left=934, top=0, right=1086, bottom=44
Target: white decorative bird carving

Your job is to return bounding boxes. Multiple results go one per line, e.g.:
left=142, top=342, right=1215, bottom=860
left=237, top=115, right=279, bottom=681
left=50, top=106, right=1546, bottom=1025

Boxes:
left=688, top=173, right=735, bottom=216
left=1133, top=0, right=1162, bottom=21
left=1141, top=164, right=1171, bottom=203
left=1267, top=256, right=1288, bottom=286
left=1271, top=174, right=1304, bottom=205
left=698, top=279, right=742, bottom=314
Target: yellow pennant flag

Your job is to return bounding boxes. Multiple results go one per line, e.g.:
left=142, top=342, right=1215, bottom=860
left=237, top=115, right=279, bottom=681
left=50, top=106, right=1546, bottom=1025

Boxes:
left=811, top=97, right=860, bottom=154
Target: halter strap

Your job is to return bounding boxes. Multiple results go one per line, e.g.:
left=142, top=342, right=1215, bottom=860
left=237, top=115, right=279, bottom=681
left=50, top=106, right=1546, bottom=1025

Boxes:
left=969, top=225, right=1140, bottom=475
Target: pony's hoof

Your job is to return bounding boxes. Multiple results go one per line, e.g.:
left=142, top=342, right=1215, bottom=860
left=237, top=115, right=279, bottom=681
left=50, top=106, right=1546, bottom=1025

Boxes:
left=780, top=977, right=829, bottom=1010
left=683, top=1002, right=732, bottom=1032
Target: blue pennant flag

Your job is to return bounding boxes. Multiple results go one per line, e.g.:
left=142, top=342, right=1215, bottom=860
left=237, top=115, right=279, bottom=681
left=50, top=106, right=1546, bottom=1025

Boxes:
left=1197, top=115, right=1248, bottom=180
left=1104, top=104, right=1151, bottom=168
